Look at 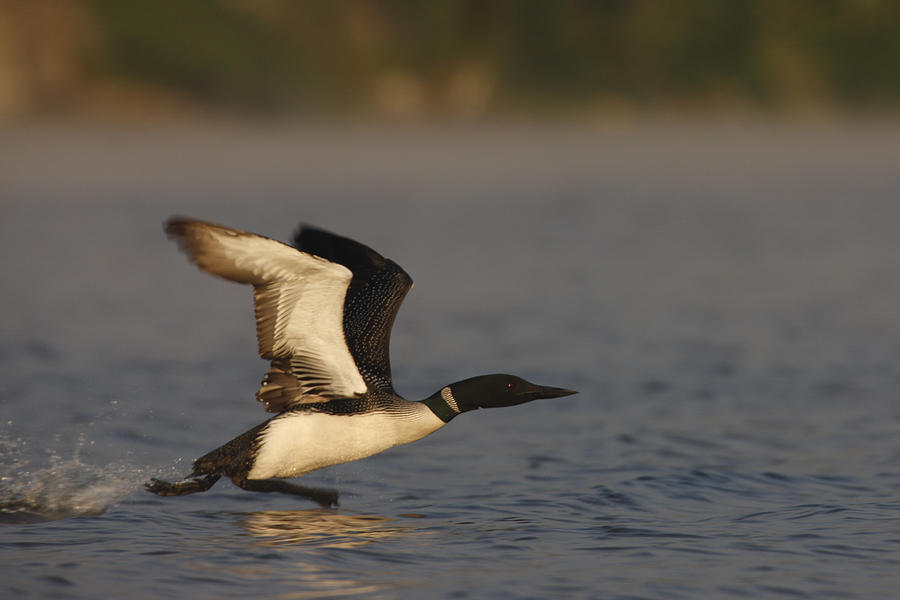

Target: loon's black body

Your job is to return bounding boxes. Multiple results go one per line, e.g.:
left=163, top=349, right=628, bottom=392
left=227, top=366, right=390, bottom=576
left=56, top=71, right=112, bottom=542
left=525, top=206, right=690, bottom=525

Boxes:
left=146, top=218, right=576, bottom=506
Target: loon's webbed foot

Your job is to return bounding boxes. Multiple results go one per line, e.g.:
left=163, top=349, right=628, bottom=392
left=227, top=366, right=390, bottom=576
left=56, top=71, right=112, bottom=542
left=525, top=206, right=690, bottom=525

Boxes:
left=238, top=479, right=339, bottom=508
left=145, top=474, right=221, bottom=496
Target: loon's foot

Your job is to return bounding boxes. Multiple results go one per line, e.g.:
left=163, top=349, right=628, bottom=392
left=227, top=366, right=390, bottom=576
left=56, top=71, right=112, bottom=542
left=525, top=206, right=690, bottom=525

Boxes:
left=238, top=479, right=339, bottom=508
left=145, top=474, right=221, bottom=496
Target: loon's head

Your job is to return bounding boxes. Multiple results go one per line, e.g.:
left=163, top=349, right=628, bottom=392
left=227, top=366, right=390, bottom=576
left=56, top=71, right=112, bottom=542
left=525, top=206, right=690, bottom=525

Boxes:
left=427, top=374, right=576, bottom=422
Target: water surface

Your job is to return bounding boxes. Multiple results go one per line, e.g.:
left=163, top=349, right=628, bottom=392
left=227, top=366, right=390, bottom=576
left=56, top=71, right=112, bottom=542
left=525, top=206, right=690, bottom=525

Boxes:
left=2, top=122, right=899, bottom=598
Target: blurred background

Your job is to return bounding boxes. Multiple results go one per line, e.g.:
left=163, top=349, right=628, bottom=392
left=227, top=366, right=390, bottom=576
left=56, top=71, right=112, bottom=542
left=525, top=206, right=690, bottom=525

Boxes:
left=2, top=0, right=900, bottom=121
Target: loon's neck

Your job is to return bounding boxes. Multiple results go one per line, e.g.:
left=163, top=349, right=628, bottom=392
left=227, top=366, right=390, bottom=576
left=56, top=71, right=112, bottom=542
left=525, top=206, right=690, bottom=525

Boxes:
left=421, top=386, right=462, bottom=423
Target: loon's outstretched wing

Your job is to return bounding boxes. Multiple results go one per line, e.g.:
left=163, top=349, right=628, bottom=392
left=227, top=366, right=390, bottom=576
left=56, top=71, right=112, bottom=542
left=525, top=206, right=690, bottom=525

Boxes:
left=165, top=217, right=372, bottom=411
left=294, top=225, right=413, bottom=394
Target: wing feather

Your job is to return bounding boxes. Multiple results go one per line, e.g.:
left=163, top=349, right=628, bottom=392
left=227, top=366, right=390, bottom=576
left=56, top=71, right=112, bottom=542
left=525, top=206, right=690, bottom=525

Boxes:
left=294, top=226, right=413, bottom=393
left=165, top=218, right=367, bottom=410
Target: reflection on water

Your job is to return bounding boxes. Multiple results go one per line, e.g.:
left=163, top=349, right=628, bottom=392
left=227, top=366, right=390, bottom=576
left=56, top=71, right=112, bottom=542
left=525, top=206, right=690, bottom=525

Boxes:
left=242, top=509, right=426, bottom=549
left=237, top=509, right=428, bottom=598
left=263, top=571, right=386, bottom=600
left=185, top=553, right=391, bottom=600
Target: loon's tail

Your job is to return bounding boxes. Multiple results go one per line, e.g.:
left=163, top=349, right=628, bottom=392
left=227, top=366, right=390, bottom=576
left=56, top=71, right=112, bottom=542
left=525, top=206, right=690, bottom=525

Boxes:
left=145, top=420, right=268, bottom=496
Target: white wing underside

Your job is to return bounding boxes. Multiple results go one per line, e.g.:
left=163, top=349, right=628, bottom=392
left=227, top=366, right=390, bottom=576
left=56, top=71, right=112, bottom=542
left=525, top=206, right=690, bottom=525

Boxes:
left=167, top=220, right=367, bottom=403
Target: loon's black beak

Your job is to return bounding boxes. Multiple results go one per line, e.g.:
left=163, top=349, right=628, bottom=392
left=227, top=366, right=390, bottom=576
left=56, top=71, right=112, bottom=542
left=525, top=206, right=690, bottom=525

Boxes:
left=524, top=384, right=578, bottom=401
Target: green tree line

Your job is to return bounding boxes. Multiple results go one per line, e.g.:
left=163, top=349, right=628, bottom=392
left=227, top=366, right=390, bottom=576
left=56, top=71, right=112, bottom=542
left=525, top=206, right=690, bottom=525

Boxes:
left=8, top=1, right=900, bottom=117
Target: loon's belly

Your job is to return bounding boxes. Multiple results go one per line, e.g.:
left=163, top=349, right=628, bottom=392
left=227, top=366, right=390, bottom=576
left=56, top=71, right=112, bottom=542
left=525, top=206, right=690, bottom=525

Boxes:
left=246, top=408, right=444, bottom=480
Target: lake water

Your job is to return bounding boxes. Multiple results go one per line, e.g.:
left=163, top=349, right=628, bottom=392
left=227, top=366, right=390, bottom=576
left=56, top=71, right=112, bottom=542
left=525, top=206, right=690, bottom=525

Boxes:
left=2, top=121, right=899, bottom=598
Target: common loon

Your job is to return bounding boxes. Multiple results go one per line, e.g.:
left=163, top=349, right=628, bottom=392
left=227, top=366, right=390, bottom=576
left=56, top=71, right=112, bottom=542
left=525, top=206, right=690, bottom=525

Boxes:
left=146, top=217, right=576, bottom=506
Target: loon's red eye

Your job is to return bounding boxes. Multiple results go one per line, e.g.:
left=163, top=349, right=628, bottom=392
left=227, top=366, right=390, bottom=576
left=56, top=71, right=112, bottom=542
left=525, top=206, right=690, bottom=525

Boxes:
left=506, top=382, right=516, bottom=392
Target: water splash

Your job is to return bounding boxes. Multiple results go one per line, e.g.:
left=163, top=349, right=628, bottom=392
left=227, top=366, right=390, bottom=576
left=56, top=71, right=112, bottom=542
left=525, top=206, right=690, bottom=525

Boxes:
left=0, top=436, right=149, bottom=524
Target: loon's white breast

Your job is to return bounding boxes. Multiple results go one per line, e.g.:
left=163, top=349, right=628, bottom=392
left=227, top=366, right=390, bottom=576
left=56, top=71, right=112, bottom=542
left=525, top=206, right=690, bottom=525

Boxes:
left=247, top=405, right=445, bottom=480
